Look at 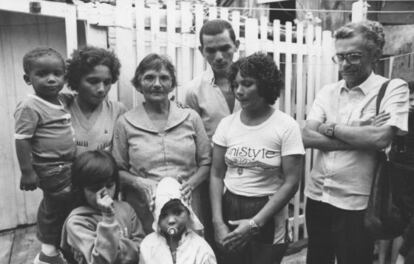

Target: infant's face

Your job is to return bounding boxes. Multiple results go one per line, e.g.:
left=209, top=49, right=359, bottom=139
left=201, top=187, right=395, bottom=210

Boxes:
left=159, top=205, right=190, bottom=238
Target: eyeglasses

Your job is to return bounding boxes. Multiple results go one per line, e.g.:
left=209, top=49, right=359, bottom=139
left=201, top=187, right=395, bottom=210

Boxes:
left=332, top=52, right=363, bottom=64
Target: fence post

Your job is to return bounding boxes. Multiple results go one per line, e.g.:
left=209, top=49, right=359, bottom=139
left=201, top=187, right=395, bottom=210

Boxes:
left=150, top=4, right=160, bottom=54
left=231, top=10, right=240, bottom=61
left=64, top=4, right=77, bottom=57
left=284, top=21, right=293, bottom=116
left=115, top=0, right=135, bottom=109
left=273, top=19, right=281, bottom=110
left=194, top=4, right=204, bottom=77
left=245, top=18, right=259, bottom=56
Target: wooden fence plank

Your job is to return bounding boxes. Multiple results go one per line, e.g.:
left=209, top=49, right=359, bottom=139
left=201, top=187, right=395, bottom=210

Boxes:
left=115, top=0, right=135, bottom=109
left=321, top=31, right=335, bottom=87
left=260, top=16, right=267, bottom=53
left=293, top=22, right=304, bottom=242
left=245, top=18, right=258, bottom=56
left=220, top=7, right=228, bottom=20
left=314, top=26, right=322, bottom=94
left=64, top=4, right=77, bottom=56
left=193, top=4, right=204, bottom=77
left=273, top=19, right=281, bottom=110
left=284, top=22, right=293, bottom=116
left=177, top=1, right=192, bottom=101
left=306, top=24, right=315, bottom=115
left=231, top=10, right=240, bottom=61
left=208, top=6, right=217, bottom=20
left=150, top=4, right=160, bottom=54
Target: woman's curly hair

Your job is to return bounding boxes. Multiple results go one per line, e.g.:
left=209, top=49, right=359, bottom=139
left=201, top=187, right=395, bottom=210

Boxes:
left=66, top=46, right=121, bottom=90
left=228, top=52, right=283, bottom=105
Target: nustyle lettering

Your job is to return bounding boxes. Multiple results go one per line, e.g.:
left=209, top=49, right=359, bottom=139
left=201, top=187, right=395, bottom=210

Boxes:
left=227, top=146, right=277, bottom=160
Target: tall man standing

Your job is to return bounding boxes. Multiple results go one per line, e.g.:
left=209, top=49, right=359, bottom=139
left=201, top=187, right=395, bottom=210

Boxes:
left=183, top=19, right=239, bottom=251
left=184, top=19, right=240, bottom=139
left=302, top=21, right=409, bottom=264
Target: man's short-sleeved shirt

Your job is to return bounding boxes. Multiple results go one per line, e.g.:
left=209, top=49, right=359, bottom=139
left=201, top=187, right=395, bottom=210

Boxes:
left=14, top=94, right=76, bottom=161
left=60, top=93, right=127, bottom=155
left=305, top=72, right=409, bottom=210
left=184, top=67, right=241, bottom=139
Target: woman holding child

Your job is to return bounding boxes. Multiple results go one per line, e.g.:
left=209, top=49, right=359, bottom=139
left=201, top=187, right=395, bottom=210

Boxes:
left=112, top=53, right=211, bottom=234
left=210, top=53, right=305, bottom=264
left=61, top=46, right=127, bottom=154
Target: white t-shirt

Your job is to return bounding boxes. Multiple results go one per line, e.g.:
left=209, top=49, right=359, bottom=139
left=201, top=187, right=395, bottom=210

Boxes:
left=213, top=109, right=305, bottom=197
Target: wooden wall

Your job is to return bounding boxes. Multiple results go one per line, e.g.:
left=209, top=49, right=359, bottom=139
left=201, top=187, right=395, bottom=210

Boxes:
left=0, top=10, right=67, bottom=230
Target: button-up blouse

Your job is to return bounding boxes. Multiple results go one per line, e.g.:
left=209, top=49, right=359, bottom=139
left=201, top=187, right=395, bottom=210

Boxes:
left=112, top=102, right=211, bottom=231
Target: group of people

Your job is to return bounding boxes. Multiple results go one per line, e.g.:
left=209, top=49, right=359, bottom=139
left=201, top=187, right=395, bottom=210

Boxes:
left=12, top=17, right=414, bottom=264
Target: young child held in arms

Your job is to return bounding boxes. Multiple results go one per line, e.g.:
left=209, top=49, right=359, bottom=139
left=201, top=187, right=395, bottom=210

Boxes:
left=14, top=47, right=76, bottom=264
left=61, top=150, right=144, bottom=264
left=139, top=177, right=216, bottom=264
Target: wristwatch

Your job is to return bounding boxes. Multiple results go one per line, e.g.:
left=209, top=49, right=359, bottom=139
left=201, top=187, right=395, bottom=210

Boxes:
left=249, top=219, right=261, bottom=234
left=323, top=123, right=336, bottom=137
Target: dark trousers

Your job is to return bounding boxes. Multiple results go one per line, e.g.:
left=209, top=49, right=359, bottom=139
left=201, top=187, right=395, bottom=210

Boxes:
left=391, top=163, right=414, bottom=261
left=306, top=198, right=374, bottom=264
left=34, top=162, right=74, bottom=246
left=217, top=191, right=288, bottom=264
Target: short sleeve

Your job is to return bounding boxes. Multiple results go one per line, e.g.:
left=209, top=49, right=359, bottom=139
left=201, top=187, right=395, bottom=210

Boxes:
left=380, top=79, right=409, bottom=135
left=14, top=102, right=39, bottom=139
left=190, top=111, right=211, bottom=166
left=112, top=116, right=130, bottom=171
left=281, top=120, right=306, bottom=156
left=307, top=86, right=328, bottom=123
left=212, top=118, right=227, bottom=147
left=184, top=88, right=201, bottom=114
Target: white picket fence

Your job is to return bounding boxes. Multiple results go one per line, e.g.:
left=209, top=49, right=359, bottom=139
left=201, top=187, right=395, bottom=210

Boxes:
left=82, top=0, right=340, bottom=242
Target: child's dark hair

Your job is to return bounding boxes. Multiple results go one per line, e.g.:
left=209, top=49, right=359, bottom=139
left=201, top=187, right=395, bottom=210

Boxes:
left=159, top=199, right=190, bottom=223
left=66, top=46, right=121, bottom=90
left=228, top=52, right=283, bottom=105
left=22, top=47, right=65, bottom=74
left=72, top=150, right=120, bottom=201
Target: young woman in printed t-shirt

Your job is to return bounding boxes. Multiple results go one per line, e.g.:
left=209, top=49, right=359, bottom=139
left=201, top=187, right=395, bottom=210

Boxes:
left=210, top=53, right=305, bottom=264
left=60, top=46, right=126, bottom=155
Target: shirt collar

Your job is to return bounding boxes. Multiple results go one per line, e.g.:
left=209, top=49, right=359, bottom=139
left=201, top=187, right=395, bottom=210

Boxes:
left=124, top=101, right=189, bottom=133
left=201, top=65, right=215, bottom=86
left=29, top=94, right=64, bottom=109
left=340, top=71, right=376, bottom=95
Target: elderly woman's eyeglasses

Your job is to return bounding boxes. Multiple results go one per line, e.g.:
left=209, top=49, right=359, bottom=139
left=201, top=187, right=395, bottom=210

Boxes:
left=332, top=52, right=363, bottom=64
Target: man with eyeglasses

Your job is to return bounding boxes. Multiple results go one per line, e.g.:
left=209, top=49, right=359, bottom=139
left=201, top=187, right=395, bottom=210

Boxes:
left=302, top=20, right=409, bottom=264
